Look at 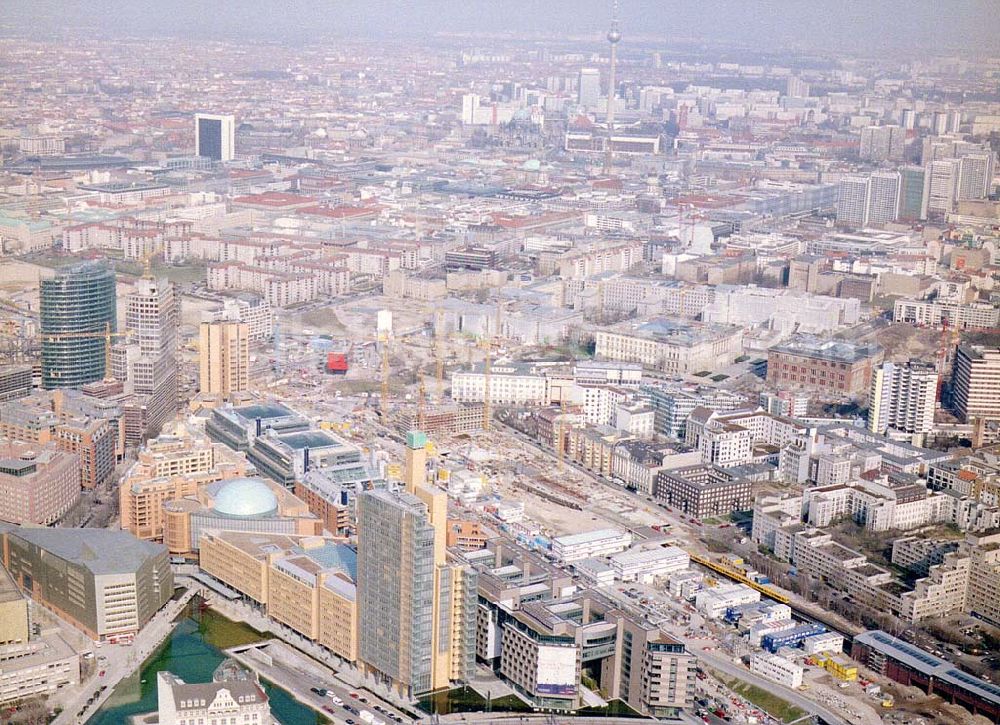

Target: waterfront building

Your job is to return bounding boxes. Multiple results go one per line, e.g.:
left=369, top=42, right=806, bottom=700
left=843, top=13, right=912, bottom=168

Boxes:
left=0, top=525, right=172, bottom=642
left=156, top=669, right=272, bottom=725
left=199, top=531, right=357, bottom=662
left=356, top=431, right=478, bottom=697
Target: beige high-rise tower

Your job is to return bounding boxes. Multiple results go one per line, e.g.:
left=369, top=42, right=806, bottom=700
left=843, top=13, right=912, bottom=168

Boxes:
left=198, top=320, right=249, bottom=398
left=356, top=430, right=477, bottom=697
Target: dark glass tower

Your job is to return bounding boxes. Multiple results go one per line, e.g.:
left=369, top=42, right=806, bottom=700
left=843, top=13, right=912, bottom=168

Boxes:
left=40, top=262, right=117, bottom=388
left=197, top=117, right=222, bottom=160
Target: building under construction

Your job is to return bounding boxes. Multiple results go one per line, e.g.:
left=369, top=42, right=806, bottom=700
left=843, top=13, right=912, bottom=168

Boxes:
left=394, top=401, right=485, bottom=437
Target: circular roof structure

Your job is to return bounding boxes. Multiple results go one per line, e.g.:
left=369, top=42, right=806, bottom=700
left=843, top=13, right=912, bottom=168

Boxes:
left=212, top=477, right=279, bottom=518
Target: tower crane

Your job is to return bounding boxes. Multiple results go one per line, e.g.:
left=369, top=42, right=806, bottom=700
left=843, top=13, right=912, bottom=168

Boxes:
left=482, top=338, right=492, bottom=431
left=42, top=322, right=129, bottom=381
left=417, top=375, right=427, bottom=430
left=379, top=333, right=390, bottom=412
left=434, top=307, right=445, bottom=398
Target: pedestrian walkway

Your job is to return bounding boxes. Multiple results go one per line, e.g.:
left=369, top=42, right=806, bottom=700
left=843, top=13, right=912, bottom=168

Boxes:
left=52, top=588, right=197, bottom=725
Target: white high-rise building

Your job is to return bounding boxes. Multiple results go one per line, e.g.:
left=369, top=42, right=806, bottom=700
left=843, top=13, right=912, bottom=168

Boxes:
left=578, top=68, right=601, bottom=109
left=925, top=158, right=961, bottom=214
left=120, top=276, right=179, bottom=437
left=859, top=125, right=905, bottom=162
left=957, top=153, right=994, bottom=200
left=194, top=113, right=235, bottom=161
left=868, top=361, right=938, bottom=436
left=837, top=173, right=900, bottom=228
left=867, top=171, right=902, bottom=225
left=836, top=175, right=871, bottom=226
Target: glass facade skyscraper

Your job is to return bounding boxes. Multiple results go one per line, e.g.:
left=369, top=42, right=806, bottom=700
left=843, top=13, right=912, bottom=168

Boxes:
left=355, top=430, right=478, bottom=697
left=357, top=488, right=436, bottom=694
left=40, top=262, right=117, bottom=389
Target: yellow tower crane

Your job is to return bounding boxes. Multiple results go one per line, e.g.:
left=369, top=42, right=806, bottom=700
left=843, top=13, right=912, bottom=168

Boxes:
left=417, top=375, right=426, bottom=430
left=379, top=333, right=390, bottom=412
left=42, top=322, right=129, bottom=381
left=482, top=338, right=492, bottom=431
left=434, top=308, right=445, bottom=398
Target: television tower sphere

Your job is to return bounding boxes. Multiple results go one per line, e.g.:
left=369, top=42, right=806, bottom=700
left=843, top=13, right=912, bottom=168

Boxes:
left=607, top=28, right=621, bottom=44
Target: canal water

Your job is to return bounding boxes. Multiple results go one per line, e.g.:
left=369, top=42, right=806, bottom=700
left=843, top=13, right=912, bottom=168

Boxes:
left=89, top=598, right=328, bottom=725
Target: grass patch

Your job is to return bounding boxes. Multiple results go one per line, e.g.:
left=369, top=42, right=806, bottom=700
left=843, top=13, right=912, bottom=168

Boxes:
left=693, top=370, right=711, bottom=377
left=711, top=373, right=729, bottom=381
left=717, top=674, right=806, bottom=723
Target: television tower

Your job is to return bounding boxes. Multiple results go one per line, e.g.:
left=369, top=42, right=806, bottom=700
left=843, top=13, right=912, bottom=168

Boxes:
left=603, top=0, right=621, bottom=174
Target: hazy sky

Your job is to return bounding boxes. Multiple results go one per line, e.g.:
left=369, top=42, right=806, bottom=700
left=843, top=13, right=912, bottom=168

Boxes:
left=6, top=0, right=1000, bottom=54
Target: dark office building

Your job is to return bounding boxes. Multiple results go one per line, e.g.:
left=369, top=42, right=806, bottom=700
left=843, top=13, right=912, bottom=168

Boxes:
left=40, top=262, right=117, bottom=389
left=194, top=113, right=234, bottom=161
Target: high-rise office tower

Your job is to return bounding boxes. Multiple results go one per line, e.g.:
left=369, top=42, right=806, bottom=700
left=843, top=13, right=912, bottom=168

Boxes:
left=194, top=113, right=235, bottom=161
left=837, top=173, right=900, bottom=227
left=577, top=68, right=600, bottom=109
left=356, top=431, right=477, bottom=697
left=925, top=158, right=961, bottom=215
left=198, top=320, right=249, bottom=398
left=859, top=125, right=905, bottom=162
left=836, top=175, right=872, bottom=227
left=868, top=361, right=938, bottom=436
left=952, top=345, right=1000, bottom=423
left=900, top=108, right=916, bottom=130
left=898, top=166, right=929, bottom=221
left=121, top=276, right=179, bottom=436
left=866, top=171, right=902, bottom=226
left=957, top=153, right=995, bottom=201
left=40, top=262, right=117, bottom=389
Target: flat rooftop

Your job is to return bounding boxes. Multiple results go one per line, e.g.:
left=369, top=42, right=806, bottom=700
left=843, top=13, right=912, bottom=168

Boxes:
left=233, top=402, right=296, bottom=421
left=770, top=335, right=881, bottom=364
left=856, top=630, right=1000, bottom=707
left=553, top=528, right=629, bottom=547
left=8, top=526, right=166, bottom=576
left=277, top=430, right=343, bottom=450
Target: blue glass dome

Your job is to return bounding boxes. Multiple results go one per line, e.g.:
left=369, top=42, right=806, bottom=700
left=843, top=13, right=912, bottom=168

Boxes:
left=212, top=477, right=279, bottom=518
